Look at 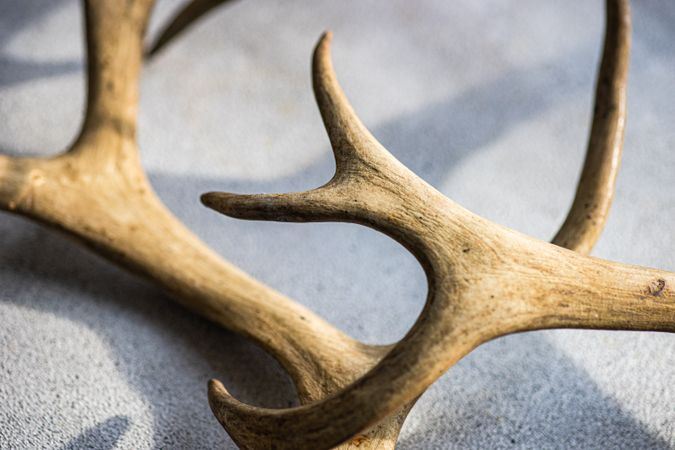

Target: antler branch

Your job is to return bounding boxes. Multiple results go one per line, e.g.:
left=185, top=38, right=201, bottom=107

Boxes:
left=553, top=0, right=630, bottom=254
left=203, top=3, right=674, bottom=447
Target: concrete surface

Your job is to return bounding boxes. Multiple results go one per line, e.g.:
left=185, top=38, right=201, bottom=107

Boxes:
left=0, top=0, right=674, bottom=448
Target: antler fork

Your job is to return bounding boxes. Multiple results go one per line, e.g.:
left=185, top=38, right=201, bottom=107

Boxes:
left=202, top=0, right=674, bottom=448
left=1, top=0, right=652, bottom=448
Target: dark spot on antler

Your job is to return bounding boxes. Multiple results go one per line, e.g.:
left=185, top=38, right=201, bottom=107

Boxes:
left=648, top=279, right=666, bottom=297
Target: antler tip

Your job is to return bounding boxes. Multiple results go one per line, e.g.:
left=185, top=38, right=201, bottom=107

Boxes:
left=208, top=378, right=231, bottom=398
left=314, top=30, right=333, bottom=61
left=202, top=191, right=306, bottom=221
left=200, top=191, right=221, bottom=209
left=320, top=30, right=333, bottom=43
left=200, top=191, right=261, bottom=219
left=208, top=378, right=239, bottom=425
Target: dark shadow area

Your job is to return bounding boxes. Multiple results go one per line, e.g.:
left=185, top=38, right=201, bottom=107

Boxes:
left=57, top=415, right=131, bottom=450
left=374, top=58, right=587, bottom=190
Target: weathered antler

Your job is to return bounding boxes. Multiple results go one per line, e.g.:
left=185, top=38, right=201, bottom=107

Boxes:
left=202, top=1, right=673, bottom=449
left=1, top=0, right=645, bottom=448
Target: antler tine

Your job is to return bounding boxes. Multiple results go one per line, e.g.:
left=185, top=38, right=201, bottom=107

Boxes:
left=204, top=1, right=674, bottom=448
left=147, top=0, right=235, bottom=57
left=553, top=0, right=630, bottom=254
left=311, top=32, right=404, bottom=175
left=203, top=32, right=426, bottom=239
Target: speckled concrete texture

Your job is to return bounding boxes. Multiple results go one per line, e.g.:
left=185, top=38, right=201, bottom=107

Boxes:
left=1, top=0, right=674, bottom=448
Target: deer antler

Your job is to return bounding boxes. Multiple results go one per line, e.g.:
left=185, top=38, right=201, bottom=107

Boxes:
left=1, top=0, right=645, bottom=448
left=202, top=1, right=673, bottom=448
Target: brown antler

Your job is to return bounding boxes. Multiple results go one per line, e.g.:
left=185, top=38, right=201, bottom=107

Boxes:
left=1, top=0, right=641, bottom=448
left=202, top=1, right=673, bottom=449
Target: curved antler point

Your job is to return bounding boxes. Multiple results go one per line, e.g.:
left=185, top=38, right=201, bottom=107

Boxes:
left=315, top=30, right=333, bottom=60
left=208, top=378, right=239, bottom=423
left=208, top=378, right=230, bottom=397
left=201, top=191, right=274, bottom=220
left=200, top=191, right=221, bottom=209
left=321, top=30, right=333, bottom=42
